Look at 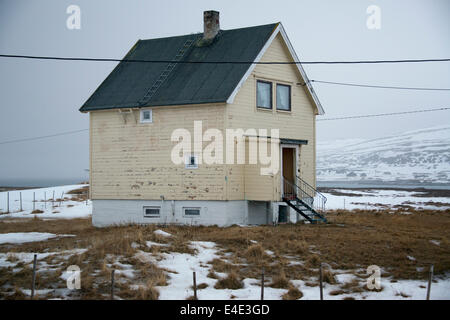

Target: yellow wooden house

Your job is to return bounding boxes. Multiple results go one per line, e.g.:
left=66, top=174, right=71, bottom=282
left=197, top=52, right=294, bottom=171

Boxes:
left=80, top=11, right=327, bottom=226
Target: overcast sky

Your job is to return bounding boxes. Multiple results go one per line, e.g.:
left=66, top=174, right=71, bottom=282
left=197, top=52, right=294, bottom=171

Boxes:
left=0, top=0, right=449, bottom=186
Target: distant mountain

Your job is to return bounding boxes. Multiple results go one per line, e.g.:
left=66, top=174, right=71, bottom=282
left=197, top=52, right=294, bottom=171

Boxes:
left=317, top=126, right=450, bottom=184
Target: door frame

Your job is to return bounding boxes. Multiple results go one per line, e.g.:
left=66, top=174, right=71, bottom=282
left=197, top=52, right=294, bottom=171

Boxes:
left=280, top=144, right=299, bottom=197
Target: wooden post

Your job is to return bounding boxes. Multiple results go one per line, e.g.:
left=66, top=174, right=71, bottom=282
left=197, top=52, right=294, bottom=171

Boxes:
left=111, top=269, right=115, bottom=300
left=193, top=271, right=197, bottom=300
left=319, top=263, right=323, bottom=300
left=33, top=192, right=35, bottom=211
left=19, top=192, right=22, bottom=211
left=31, top=254, right=37, bottom=299
left=60, top=192, right=64, bottom=206
left=44, top=192, right=46, bottom=209
left=426, top=264, right=434, bottom=300
left=261, top=267, right=265, bottom=300
left=6, top=192, right=9, bottom=213
left=85, top=192, right=88, bottom=205
left=52, top=190, right=55, bottom=208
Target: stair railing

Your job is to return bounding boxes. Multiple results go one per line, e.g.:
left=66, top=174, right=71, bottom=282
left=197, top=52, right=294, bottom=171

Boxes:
left=295, top=175, right=327, bottom=213
left=282, top=176, right=327, bottom=214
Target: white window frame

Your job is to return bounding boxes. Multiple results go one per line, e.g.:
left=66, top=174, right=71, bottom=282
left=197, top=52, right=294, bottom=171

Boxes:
left=183, top=207, right=201, bottom=217
left=276, top=83, right=291, bottom=111
left=140, top=109, right=153, bottom=123
left=256, top=80, right=273, bottom=110
left=185, top=154, right=198, bottom=169
left=143, top=206, right=160, bottom=218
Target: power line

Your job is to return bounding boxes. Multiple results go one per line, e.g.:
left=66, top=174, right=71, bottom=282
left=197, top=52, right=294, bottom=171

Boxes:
left=317, top=107, right=450, bottom=121
left=309, top=80, right=450, bottom=91
left=0, top=107, right=448, bottom=145
left=1, top=54, right=449, bottom=65
left=0, top=128, right=89, bottom=145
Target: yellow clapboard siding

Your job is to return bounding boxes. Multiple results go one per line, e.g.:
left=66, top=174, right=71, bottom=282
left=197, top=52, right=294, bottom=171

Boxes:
left=90, top=104, right=227, bottom=200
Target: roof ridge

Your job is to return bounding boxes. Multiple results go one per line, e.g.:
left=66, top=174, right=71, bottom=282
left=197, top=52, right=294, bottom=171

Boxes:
left=139, top=22, right=279, bottom=42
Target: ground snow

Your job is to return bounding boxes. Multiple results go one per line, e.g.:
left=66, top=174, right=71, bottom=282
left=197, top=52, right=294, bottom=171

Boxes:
left=0, top=184, right=91, bottom=219
left=0, top=232, right=70, bottom=244
left=154, top=230, right=172, bottom=238
left=322, top=189, right=450, bottom=211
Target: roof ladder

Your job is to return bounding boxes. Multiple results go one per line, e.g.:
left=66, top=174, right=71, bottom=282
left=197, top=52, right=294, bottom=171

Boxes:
left=138, top=37, right=199, bottom=106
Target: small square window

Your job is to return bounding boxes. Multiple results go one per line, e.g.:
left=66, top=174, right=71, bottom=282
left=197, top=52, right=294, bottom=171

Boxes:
left=184, top=208, right=200, bottom=216
left=144, top=206, right=160, bottom=218
left=140, top=109, right=152, bottom=123
left=185, top=154, right=198, bottom=169
left=276, top=84, right=291, bottom=111
left=257, top=80, right=272, bottom=109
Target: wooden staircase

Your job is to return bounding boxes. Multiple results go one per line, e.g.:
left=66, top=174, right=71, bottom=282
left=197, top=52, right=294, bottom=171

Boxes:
left=282, top=176, right=327, bottom=224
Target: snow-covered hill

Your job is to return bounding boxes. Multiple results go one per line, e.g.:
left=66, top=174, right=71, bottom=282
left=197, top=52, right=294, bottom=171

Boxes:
left=317, top=126, right=450, bottom=184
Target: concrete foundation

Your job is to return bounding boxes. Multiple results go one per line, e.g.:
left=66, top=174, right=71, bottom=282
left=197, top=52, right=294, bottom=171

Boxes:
left=92, top=199, right=303, bottom=227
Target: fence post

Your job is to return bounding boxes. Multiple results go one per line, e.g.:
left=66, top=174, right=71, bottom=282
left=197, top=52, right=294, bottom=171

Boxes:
left=261, top=267, right=265, bottom=300
left=31, top=254, right=37, bottom=299
left=193, top=271, right=197, bottom=300
left=426, top=264, right=434, bottom=300
left=52, top=190, right=55, bottom=208
left=111, top=269, right=115, bottom=300
left=33, top=192, right=35, bottom=211
left=319, top=263, right=323, bottom=300
left=6, top=192, right=9, bottom=213
left=85, top=192, right=88, bottom=205
left=60, top=192, right=64, bottom=207
left=44, top=192, right=46, bottom=209
left=20, top=192, right=22, bottom=211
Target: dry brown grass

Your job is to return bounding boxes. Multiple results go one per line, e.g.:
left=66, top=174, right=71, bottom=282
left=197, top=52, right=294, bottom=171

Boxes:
left=322, top=269, right=337, bottom=284
left=214, top=271, right=243, bottom=290
left=269, top=269, right=290, bottom=289
left=66, top=186, right=89, bottom=195
left=1, top=209, right=449, bottom=299
left=282, top=286, right=303, bottom=300
left=244, top=244, right=268, bottom=264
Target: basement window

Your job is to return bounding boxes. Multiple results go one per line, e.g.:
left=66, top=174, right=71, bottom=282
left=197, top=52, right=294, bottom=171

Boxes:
left=183, top=208, right=201, bottom=216
left=140, top=109, right=152, bottom=123
left=276, top=84, right=291, bottom=111
left=143, top=206, right=160, bottom=218
left=185, top=154, right=198, bottom=169
left=257, top=80, right=272, bottom=109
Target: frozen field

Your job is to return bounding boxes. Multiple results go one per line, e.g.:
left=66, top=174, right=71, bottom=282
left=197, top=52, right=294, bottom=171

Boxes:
left=0, top=184, right=449, bottom=300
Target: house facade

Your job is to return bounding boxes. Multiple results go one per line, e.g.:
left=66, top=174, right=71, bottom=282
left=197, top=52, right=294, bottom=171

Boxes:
left=80, top=11, right=326, bottom=227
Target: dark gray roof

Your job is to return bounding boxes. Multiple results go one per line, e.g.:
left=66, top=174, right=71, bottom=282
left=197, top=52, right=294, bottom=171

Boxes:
left=80, top=23, right=279, bottom=112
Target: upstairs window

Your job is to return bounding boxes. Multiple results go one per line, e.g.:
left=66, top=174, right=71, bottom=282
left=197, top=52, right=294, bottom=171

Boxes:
left=276, top=84, right=291, bottom=111
left=140, top=109, right=152, bottom=123
left=257, top=80, right=272, bottom=109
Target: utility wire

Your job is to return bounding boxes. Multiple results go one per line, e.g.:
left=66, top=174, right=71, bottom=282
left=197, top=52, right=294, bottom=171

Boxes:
left=317, top=107, right=450, bottom=121
left=309, top=80, right=450, bottom=91
left=1, top=54, right=449, bottom=65
left=0, top=128, right=89, bottom=145
left=0, top=108, right=448, bottom=145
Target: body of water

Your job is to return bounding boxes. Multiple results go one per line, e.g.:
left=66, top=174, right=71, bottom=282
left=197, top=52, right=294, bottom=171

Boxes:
left=0, top=178, right=87, bottom=188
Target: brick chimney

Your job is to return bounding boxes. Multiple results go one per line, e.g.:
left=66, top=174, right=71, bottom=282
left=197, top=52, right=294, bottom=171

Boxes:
left=203, top=11, right=220, bottom=40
